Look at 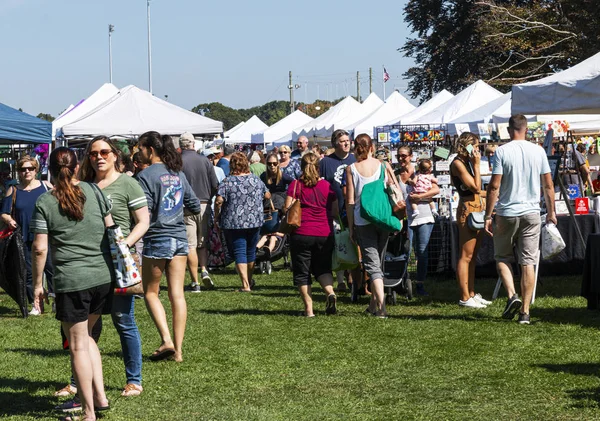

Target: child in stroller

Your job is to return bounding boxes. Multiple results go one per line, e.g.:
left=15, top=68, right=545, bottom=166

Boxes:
left=382, top=223, right=413, bottom=304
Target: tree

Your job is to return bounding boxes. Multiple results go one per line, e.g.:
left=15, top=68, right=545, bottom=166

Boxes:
left=400, top=0, right=600, bottom=102
left=192, top=102, right=243, bottom=131
left=36, top=113, right=55, bottom=122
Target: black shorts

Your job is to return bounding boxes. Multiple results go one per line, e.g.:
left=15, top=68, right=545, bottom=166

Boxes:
left=55, top=283, right=112, bottom=323
left=290, top=234, right=334, bottom=286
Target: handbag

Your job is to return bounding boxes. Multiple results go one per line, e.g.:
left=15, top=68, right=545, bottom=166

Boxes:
left=466, top=196, right=485, bottom=231
left=332, top=218, right=359, bottom=271
left=541, top=222, right=566, bottom=260
left=89, top=183, right=142, bottom=289
left=279, top=181, right=302, bottom=234
left=386, top=182, right=406, bottom=219
left=360, top=165, right=402, bottom=232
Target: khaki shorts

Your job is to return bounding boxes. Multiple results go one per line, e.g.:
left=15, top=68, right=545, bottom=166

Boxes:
left=493, top=213, right=541, bottom=266
left=184, top=203, right=209, bottom=249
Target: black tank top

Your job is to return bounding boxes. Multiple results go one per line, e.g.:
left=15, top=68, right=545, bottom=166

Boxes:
left=451, top=157, right=476, bottom=198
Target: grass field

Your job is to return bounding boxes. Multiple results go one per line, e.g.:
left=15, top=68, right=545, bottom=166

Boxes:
left=1, top=264, right=600, bottom=421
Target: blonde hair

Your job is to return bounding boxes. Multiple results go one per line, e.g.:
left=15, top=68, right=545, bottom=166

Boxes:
left=17, top=155, right=39, bottom=172
left=456, top=132, right=479, bottom=156
left=299, top=153, right=320, bottom=187
left=279, top=145, right=292, bottom=154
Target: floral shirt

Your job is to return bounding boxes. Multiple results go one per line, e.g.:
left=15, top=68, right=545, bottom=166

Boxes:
left=281, top=159, right=301, bottom=180
left=217, top=174, right=267, bottom=229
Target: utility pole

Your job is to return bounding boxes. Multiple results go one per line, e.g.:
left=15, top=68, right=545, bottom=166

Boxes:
left=369, top=67, right=372, bottom=94
left=108, top=24, right=114, bottom=83
left=357, top=71, right=360, bottom=102
left=289, top=71, right=293, bottom=113
left=147, top=0, right=153, bottom=94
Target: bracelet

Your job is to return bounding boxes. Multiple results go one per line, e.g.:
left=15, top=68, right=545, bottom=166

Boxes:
left=484, top=216, right=493, bottom=221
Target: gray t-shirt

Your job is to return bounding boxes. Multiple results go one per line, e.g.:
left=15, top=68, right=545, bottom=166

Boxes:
left=137, top=163, right=201, bottom=241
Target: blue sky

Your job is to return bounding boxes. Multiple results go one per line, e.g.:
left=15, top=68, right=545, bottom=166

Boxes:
left=0, top=0, right=414, bottom=117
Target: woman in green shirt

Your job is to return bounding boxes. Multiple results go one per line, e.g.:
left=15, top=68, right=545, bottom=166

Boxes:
left=31, top=147, right=111, bottom=421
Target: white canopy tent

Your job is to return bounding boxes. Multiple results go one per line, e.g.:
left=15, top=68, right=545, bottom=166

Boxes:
left=448, top=93, right=511, bottom=135
left=251, top=110, right=313, bottom=144
left=384, top=90, right=454, bottom=126
left=349, top=91, right=416, bottom=137
left=408, top=80, right=502, bottom=125
left=315, top=93, right=384, bottom=138
left=62, top=85, right=223, bottom=138
left=224, top=121, right=245, bottom=137
left=512, top=51, right=600, bottom=115
left=224, top=115, right=268, bottom=144
left=293, top=96, right=361, bottom=140
left=57, top=104, right=75, bottom=120
left=53, top=83, right=119, bottom=139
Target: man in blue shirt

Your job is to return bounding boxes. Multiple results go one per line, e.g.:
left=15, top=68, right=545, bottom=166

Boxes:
left=291, top=136, right=309, bottom=160
left=217, top=145, right=234, bottom=176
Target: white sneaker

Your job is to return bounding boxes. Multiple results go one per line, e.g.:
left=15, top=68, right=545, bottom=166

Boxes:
left=412, top=209, right=420, bottom=218
left=458, top=297, right=486, bottom=308
left=473, top=293, right=492, bottom=306
left=29, top=306, right=41, bottom=316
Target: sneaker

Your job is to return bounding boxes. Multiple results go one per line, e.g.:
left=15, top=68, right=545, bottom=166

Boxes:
left=201, top=270, right=214, bottom=289
left=325, top=294, right=337, bottom=315
left=187, top=282, right=201, bottom=293
left=55, top=397, right=81, bottom=412
left=336, top=282, right=348, bottom=293
left=458, top=297, right=486, bottom=309
left=29, top=306, right=41, bottom=316
left=412, top=209, right=420, bottom=218
left=54, top=384, right=77, bottom=397
left=415, top=283, right=428, bottom=296
left=473, top=293, right=492, bottom=306
left=517, top=312, right=531, bottom=325
left=502, top=294, right=522, bottom=320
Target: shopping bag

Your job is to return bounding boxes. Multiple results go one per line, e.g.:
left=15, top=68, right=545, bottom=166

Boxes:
left=332, top=224, right=359, bottom=271
left=541, top=223, right=566, bottom=260
left=0, top=226, right=28, bottom=317
left=360, top=165, right=402, bottom=232
left=107, top=225, right=142, bottom=288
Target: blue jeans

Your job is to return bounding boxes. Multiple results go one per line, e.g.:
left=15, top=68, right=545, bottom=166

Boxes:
left=111, top=295, right=142, bottom=385
left=224, top=228, right=261, bottom=264
left=409, top=222, right=434, bottom=283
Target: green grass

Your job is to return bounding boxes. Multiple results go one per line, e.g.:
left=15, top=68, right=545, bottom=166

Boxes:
left=1, top=265, right=600, bottom=420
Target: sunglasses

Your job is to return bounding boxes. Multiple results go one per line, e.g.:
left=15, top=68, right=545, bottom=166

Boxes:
left=398, top=154, right=409, bottom=159
left=267, top=162, right=278, bottom=166
left=18, top=166, right=35, bottom=172
left=89, top=149, right=113, bottom=159
left=280, top=151, right=290, bottom=154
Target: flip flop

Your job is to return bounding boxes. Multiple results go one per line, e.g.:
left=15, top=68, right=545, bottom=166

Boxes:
left=149, top=348, right=175, bottom=361
left=236, top=289, right=252, bottom=293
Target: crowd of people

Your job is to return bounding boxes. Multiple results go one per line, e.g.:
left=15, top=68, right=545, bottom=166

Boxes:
left=0, top=113, right=555, bottom=420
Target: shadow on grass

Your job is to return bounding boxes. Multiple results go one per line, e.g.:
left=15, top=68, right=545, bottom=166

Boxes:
left=532, top=307, right=600, bottom=328
left=9, top=348, right=66, bottom=358
left=199, top=308, right=302, bottom=317
left=0, top=378, right=60, bottom=418
left=536, top=363, right=600, bottom=409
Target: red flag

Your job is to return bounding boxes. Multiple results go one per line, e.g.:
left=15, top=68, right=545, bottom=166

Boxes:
left=383, top=68, right=390, bottom=83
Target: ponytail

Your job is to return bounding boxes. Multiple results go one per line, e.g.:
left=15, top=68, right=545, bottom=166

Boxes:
left=354, top=134, right=373, bottom=161
left=299, top=152, right=320, bottom=187
left=138, top=131, right=183, bottom=173
left=49, top=147, right=85, bottom=221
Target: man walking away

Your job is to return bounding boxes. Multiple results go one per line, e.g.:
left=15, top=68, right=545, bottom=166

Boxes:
left=217, top=145, right=234, bottom=176
left=484, top=115, right=556, bottom=324
left=180, top=133, right=219, bottom=291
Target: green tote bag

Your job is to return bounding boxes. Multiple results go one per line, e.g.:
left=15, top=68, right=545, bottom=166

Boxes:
left=360, top=165, right=402, bottom=232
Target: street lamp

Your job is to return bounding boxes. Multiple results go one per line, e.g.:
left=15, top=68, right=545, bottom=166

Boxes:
left=147, top=0, right=153, bottom=94
left=108, top=24, right=114, bottom=83
left=164, top=94, right=168, bottom=102
left=314, top=105, right=321, bottom=118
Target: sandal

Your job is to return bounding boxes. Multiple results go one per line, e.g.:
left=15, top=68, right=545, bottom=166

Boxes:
left=54, top=384, right=77, bottom=397
left=149, top=347, right=175, bottom=361
left=121, top=383, right=143, bottom=397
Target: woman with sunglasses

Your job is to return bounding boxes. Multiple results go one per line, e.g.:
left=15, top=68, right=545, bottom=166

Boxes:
left=137, top=131, right=201, bottom=363
left=278, top=145, right=301, bottom=180
left=79, top=136, right=150, bottom=396
left=1, top=155, right=53, bottom=314
left=396, top=145, right=439, bottom=296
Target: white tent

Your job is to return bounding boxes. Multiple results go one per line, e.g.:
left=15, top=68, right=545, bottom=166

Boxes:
left=293, top=96, right=361, bottom=140
left=53, top=83, right=119, bottom=139
left=349, top=91, right=416, bottom=137
left=57, top=104, right=75, bottom=120
left=512, top=51, right=600, bottom=115
left=251, top=110, right=313, bottom=144
left=384, top=90, right=454, bottom=125
left=224, top=121, right=245, bottom=137
left=315, top=93, right=384, bottom=138
left=62, top=85, right=223, bottom=137
left=448, top=93, right=511, bottom=135
left=408, top=80, right=502, bottom=124
left=224, top=115, right=268, bottom=144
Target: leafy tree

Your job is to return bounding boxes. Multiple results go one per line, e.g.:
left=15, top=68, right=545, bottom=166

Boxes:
left=192, top=102, right=244, bottom=131
left=36, top=113, right=55, bottom=122
left=401, top=0, right=600, bottom=102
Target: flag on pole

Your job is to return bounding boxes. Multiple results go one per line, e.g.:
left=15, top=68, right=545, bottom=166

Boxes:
left=383, top=68, right=390, bottom=83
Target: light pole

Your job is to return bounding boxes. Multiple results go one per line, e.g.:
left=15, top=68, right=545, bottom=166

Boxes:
left=108, top=24, right=114, bottom=83
left=147, top=0, right=153, bottom=94
left=164, top=94, right=168, bottom=102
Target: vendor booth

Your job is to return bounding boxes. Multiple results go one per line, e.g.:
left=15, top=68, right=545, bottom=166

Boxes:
left=348, top=91, right=415, bottom=138
left=293, top=96, right=361, bottom=141
left=251, top=110, right=313, bottom=145
left=224, top=115, right=268, bottom=144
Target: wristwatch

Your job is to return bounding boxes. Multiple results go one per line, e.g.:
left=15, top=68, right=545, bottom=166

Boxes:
left=484, top=215, right=493, bottom=221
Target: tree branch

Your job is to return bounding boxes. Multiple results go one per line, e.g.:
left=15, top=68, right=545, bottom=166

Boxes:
left=487, top=54, right=564, bottom=82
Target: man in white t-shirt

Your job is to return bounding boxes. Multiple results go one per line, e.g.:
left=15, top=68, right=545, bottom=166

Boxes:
left=484, top=114, right=557, bottom=325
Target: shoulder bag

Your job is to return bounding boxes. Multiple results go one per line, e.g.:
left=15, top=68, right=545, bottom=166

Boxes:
left=279, top=180, right=302, bottom=234
left=466, top=195, right=485, bottom=231
left=360, top=165, right=402, bottom=232
left=89, top=183, right=142, bottom=289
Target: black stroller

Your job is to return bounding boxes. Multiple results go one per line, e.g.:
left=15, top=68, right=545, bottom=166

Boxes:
left=255, top=198, right=291, bottom=274
left=382, top=224, right=413, bottom=304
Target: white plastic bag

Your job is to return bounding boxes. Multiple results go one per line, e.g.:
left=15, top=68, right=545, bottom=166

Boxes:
left=541, top=223, right=566, bottom=260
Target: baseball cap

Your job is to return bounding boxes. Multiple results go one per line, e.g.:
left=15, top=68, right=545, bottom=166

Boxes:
left=179, top=132, right=195, bottom=149
left=202, top=146, right=220, bottom=157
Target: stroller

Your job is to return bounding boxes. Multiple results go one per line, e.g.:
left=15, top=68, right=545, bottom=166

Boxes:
left=255, top=198, right=291, bottom=274
left=382, top=224, right=413, bottom=305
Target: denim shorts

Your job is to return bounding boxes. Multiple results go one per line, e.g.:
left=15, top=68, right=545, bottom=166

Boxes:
left=142, top=237, right=189, bottom=260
